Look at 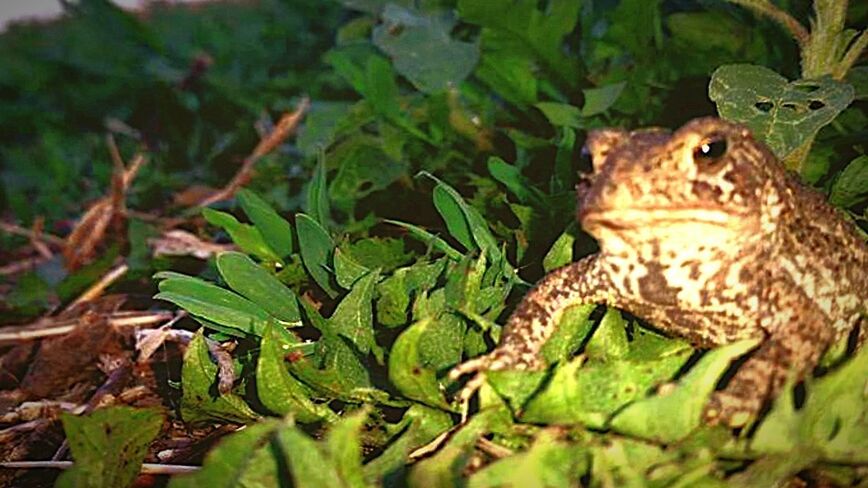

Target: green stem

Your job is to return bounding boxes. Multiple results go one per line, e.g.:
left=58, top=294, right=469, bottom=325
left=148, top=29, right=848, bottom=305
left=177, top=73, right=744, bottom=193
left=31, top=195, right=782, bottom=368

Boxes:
left=834, top=29, right=868, bottom=79
left=726, top=0, right=809, bottom=47
left=801, top=0, right=849, bottom=78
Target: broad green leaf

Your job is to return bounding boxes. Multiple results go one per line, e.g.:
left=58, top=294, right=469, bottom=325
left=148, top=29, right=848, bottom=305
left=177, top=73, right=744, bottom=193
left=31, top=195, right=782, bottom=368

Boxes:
left=432, top=184, right=475, bottom=251
left=535, top=102, right=581, bottom=128
left=377, top=259, right=447, bottom=326
left=709, top=64, right=854, bottom=160
left=388, top=317, right=451, bottom=409
left=418, top=312, right=466, bottom=371
left=295, top=213, right=339, bottom=298
left=425, top=173, right=512, bottom=278
left=333, top=247, right=370, bottom=289
left=581, top=81, right=626, bottom=116
left=168, top=420, right=282, bottom=488
left=475, top=29, right=538, bottom=106
left=329, top=270, right=382, bottom=360
left=155, top=272, right=270, bottom=336
left=610, top=338, right=760, bottom=442
left=538, top=303, right=596, bottom=365
left=342, top=237, right=412, bottom=272
left=521, top=311, right=693, bottom=427
left=846, top=65, right=868, bottom=100
left=57, top=407, right=163, bottom=488
left=752, top=346, right=868, bottom=463
left=829, top=156, right=868, bottom=208
left=180, top=330, right=260, bottom=425
left=365, top=55, right=402, bottom=119
left=276, top=424, right=345, bottom=488
left=202, top=208, right=281, bottom=263
left=296, top=101, right=352, bottom=157
left=294, top=301, right=374, bottom=398
left=216, top=252, right=301, bottom=325
left=363, top=405, right=453, bottom=484
left=324, top=407, right=369, bottom=488
left=585, top=309, right=630, bottom=360
left=458, top=0, right=580, bottom=89
left=408, top=406, right=512, bottom=487
left=468, top=430, right=588, bottom=488
left=373, top=5, right=479, bottom=94
left=237, top=189, right=294, bottom=258
left=487, top=156, right=546, bottom=206
left=257, top=323, right=338, bottom=423
left=542, top=229, right=575, bottom=272
left=328, top=140, right=407, bottom=213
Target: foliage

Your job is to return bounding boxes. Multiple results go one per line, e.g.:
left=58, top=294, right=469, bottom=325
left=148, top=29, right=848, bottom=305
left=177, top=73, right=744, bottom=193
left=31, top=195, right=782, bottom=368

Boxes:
left=1, top=0, right=866, bottom=486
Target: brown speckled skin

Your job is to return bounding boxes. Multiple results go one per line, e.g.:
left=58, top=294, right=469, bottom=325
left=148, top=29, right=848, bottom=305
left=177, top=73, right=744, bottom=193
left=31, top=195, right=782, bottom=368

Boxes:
left=451, top=117, right=867, bottom=425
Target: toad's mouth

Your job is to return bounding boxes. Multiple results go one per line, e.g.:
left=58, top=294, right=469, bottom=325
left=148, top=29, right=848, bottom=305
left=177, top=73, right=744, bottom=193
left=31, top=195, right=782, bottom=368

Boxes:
left=579, top=207, right=744, bottom=229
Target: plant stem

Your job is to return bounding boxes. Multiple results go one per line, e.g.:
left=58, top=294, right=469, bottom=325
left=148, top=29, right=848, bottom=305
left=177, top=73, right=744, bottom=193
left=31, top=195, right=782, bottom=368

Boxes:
left=801, top=0, right=849, bottom=78
left=726, top=0, right=809, bottom=48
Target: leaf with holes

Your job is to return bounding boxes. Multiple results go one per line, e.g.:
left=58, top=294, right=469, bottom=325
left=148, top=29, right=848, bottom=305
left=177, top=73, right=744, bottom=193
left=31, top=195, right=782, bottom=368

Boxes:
left=709, top=64, right=854, bottom=160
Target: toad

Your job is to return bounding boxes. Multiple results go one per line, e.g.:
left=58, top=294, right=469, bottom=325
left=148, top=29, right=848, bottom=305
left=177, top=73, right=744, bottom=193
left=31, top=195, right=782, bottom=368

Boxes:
left=450, top=117, right=867, bottom=425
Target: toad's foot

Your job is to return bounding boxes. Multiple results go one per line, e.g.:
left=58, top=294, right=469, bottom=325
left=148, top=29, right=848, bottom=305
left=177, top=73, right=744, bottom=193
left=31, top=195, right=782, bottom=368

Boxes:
left=703, top=390, right=765, bottom=428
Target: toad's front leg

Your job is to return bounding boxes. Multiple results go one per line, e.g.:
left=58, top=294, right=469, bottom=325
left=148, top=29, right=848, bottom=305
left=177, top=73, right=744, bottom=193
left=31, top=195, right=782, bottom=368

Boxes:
left=449, top=255, right=612, bottom=403
left=705, top=288, right=841, bottom=427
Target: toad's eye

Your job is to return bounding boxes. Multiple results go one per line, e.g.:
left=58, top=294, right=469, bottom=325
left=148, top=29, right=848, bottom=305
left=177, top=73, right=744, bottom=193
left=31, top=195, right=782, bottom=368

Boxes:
left=693, top=138, right=728, bottom=163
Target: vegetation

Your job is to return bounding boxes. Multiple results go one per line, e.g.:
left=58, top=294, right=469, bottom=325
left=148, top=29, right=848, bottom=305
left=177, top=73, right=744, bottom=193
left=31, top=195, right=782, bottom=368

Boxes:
left=0, top=0, right=865, bottom=486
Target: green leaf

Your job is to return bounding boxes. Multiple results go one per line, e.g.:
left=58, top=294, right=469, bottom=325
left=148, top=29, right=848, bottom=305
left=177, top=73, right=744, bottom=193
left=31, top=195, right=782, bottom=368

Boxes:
left=305, top=155, right=331, bottom=228
left=275, top=424, right=344, bottom=488
left=709, top=64, right=855, bottom=159
left=333, top=247, right=371, bottom=289
left=388, top=317, right=452, bottom=409
left=535, top=102, right=581, bottom=128
left=365, top=54, right=402, bottom=119
left=425, top=173, right=512, bottom=278
left=542, top=229, right=575, bottom=272
left=295, top=213, right=339, bottom=298
left=202, top=208, right=282, bottom=263
left=538, top=303, right=596, bottom=365
left=458, top=0, right=580, bottom=89
left=520, top=311, right=693, bottom=427
left=467, top=430, right=588, bottom=487
left=216, top=252, right=301, bottom=326
left=474, top=29, right=538, bottom=106
left=57, top=407, right=163, bottom=488
left=168, top=420, right=282, bottom=488
left=155, top=272, right=270, bottom=336
left=610, top=338, right=760, bottom=442
left=376, top=259, right=447, bottom=326
left=829, top=156, right=868, bottom=208
left=329, top=270, right=382, bottom=360
left=328, top=142, right=407, bottom=213
left=363, top=405, right=453, bottom=484
left=408, top=406, right=512, bottom=487
left=487, top=156, right=546, bottom=206
left=237, top=189, right=294, bottom=258
left=324, top=408, right=369, bottom=488
left=180, top=330, right=260, bottom=425
left=257, top=323, right=339, bottom=423
left=752, top=346, right=868, bottom=463
left=581, top=81, right=626, bottom=117
left=384, top=219, right=464, bottom=260
left=373, top=5, right=479, bottom=94
left=297, top=101, right=352, bottom=157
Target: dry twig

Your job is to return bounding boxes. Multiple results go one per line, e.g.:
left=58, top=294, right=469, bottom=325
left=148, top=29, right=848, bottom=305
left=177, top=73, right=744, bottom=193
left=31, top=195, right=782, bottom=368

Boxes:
left=195, top=97, right=310, bottom=207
